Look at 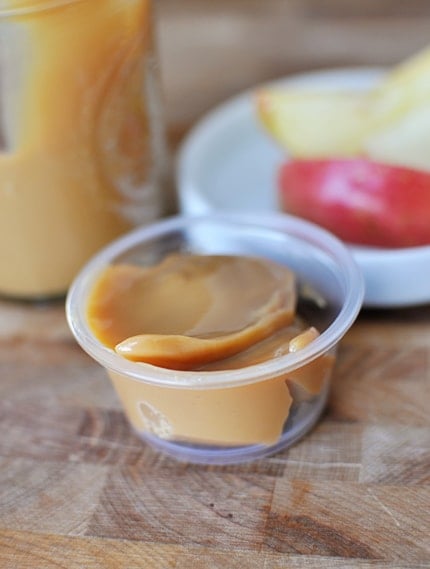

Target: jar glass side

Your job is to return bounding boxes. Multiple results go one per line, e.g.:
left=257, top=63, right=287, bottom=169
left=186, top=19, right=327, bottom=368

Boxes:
left=0, top=0, right=169, bottom=299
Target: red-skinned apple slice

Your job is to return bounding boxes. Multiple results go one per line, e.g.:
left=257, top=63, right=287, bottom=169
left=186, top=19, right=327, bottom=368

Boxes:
left=279, top=158, right=430, bottom=248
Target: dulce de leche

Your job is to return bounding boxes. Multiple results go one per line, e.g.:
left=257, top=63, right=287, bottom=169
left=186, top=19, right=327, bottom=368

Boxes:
left=87, top=254, right=335, bottom=446
left=0, top=0, right=165, bottom=298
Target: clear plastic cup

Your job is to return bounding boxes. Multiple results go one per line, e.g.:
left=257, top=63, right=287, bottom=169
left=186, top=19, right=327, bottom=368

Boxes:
left=66, top=213, right=364, bottom=464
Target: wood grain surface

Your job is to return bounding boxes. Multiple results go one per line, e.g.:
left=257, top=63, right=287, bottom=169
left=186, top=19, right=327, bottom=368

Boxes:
left=2, top=1, right=430, bottom=567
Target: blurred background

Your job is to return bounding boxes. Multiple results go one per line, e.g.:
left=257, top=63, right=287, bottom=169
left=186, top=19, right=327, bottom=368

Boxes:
left=156, top=0, right=430, bottom=143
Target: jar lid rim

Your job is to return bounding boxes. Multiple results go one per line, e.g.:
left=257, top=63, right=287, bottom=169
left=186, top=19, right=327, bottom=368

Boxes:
left=0, top=0, right=83, bottom=16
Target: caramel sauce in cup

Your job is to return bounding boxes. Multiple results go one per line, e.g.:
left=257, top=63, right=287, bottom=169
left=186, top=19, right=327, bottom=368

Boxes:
left=86, top=254, right=334, bottom=447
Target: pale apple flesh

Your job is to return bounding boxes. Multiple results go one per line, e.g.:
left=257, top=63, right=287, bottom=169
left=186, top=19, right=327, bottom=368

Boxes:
left=256, top=45, right=430, bottom=172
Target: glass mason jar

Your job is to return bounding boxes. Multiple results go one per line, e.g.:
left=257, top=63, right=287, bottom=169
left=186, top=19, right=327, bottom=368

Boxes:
left=0, top=0, right=169, bottom=299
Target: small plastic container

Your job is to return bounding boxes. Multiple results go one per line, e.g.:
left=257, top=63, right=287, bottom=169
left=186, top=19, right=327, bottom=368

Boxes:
left=66, top=213, right=364, bottom=464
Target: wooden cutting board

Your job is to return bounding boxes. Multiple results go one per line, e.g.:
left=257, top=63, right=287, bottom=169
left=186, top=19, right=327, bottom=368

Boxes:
left=0, top=297, right=429, bottom=568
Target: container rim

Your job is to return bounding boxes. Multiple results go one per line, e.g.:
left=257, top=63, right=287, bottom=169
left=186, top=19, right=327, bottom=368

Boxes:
left=66, top=212, right=364, bottom=389
left=0, top=0, right=84, bottom=17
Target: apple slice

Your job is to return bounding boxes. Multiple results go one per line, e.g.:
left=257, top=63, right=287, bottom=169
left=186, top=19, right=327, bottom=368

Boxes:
left=364, top=105, right=430, bottom=172
left=368, top=45, right=430, bottom=129
left=256, top=45, right=430, bottom=169
left=256, top=90, right=369, bottom=157
left=278, top=158, right=430, bottom=248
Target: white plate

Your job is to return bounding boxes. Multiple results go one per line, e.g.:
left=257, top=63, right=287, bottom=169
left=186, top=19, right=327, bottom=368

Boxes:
left=177, top=67, right=430, bottom=308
